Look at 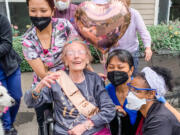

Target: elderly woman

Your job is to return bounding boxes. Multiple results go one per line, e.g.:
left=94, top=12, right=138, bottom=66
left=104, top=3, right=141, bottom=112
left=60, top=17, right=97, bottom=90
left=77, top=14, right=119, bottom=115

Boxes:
left=126, top=66, right=180, bottom=135
left=24, top=38, right=115, bottom=135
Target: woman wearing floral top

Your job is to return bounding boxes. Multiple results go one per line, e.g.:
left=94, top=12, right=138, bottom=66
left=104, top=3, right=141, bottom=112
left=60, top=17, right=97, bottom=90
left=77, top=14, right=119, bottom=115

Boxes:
left=22, top=0, right=77, bottom=134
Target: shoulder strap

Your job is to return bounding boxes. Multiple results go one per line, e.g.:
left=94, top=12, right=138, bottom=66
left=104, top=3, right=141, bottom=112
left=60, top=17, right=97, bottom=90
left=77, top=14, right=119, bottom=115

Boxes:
left=56, top=70, right=99, bottom=118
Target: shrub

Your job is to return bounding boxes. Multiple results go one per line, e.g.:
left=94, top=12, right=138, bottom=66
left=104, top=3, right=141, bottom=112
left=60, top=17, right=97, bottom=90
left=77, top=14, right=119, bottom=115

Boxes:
left=139, top=21, right=180, bottom=52
left=13, top=21, right=180, bottom=72
left=13, top=36, right=33, bottom=72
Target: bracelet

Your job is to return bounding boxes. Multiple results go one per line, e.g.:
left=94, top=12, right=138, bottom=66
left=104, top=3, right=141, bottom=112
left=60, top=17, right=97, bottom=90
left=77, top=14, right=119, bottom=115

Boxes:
left=32, top=90, right=40, bottom=98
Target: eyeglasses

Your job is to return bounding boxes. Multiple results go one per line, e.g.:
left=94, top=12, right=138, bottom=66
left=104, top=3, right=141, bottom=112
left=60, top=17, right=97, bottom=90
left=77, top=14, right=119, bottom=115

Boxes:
left=127, top=83, right=156, bottom=92
left=66, top=50, right=87, bottom=57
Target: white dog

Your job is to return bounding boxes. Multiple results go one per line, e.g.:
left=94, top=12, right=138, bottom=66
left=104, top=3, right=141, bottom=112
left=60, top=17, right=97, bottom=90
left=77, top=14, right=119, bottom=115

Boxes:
left=0, top=86, right=15, bottom=135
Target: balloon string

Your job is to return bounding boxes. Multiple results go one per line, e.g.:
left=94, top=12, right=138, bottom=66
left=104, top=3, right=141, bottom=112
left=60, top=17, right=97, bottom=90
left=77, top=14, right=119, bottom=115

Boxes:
left=94, top=48, right=107, bottom=74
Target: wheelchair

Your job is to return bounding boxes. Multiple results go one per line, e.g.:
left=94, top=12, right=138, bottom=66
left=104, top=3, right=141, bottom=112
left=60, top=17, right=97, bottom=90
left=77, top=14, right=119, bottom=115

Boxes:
left=38, top=108, right=54, bottom=135
left=109, top=112, right=124, bottom=135
left=39, top=110, right=123, bottom=135
left=43, top=109, right=54, bottom=135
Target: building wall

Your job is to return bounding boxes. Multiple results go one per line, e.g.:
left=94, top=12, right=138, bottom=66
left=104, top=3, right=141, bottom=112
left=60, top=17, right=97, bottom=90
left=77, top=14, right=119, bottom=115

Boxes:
left=73, top=0, right=158, bottom=25
left=0, top=2, right=6, bottom=16
left=3, top=0, right=158, bottom=25
left=131, top=0, right=157, bottom=25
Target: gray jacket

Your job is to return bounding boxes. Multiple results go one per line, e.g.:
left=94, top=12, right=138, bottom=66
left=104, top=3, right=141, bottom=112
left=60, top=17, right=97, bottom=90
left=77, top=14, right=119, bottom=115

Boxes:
left=24, top=70, right=116, bottom=135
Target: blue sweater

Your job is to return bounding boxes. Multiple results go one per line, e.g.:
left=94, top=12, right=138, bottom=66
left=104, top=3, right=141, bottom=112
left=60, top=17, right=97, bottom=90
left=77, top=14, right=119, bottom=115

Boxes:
left=106, top=83, right=137, bottom=125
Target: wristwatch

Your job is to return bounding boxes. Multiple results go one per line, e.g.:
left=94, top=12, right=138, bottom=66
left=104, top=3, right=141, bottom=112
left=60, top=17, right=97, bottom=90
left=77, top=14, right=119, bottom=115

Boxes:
left=32, top=90, right=40, bottom=98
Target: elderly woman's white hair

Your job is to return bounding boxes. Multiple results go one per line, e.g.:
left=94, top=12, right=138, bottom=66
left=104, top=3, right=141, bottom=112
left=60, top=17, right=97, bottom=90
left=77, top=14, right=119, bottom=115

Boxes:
left=61, top=36, right=93, bottom=67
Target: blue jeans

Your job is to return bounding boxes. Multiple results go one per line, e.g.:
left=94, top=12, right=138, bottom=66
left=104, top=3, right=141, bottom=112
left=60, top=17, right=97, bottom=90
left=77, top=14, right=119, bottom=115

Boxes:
left=132, top=50, right=139, bottom=76
left=0, top=67, right=22, bottom=130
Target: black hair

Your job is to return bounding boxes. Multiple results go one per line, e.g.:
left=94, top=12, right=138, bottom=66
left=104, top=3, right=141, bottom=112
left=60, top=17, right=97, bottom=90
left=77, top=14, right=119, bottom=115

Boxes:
left=136, top=66, right=173, bottom=91
left=151, top=66, right=173, bottom=91
left=106, top=49, right=134, bottom=69
left=26, top=0, right=55, bottom=10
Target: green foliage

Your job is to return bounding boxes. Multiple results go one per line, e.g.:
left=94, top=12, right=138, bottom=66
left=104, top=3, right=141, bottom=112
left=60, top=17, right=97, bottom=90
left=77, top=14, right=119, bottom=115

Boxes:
left=89, top=44, right=101, bottom=63
left=13, top=36, right=33, bottom=72
left=139, top=21, right=180, bottom=52
left=13, top=21, right=180, bottom=72
left=11, top=25, right=20, bottom=36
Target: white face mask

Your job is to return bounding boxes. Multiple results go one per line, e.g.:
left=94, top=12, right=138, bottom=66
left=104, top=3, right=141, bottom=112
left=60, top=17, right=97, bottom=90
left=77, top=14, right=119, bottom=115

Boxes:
left=126, top=92, right=146, bottom=111
left=55, top=0, right=70, bottom=11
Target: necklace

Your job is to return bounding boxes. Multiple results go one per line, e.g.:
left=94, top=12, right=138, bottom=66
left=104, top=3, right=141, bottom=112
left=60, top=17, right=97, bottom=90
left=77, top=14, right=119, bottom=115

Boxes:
left=37, top=28, right=52, bottom=55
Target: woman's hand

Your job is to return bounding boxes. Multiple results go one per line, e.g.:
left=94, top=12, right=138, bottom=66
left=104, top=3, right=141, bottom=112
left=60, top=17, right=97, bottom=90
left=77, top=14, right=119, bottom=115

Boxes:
left=98, top=73, right=107, bottom=81
left=68, top=119, right=94, bottom=135
left=33, top=72, right=60, bottom=95
left=116, top=105, right=127, bottom=116
left=144, top=47, right=152, bottom=61
left=68, top=124, right=86, bottom=135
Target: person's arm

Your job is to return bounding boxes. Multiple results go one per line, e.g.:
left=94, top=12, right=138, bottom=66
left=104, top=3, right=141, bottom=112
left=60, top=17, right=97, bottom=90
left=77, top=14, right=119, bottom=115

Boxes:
left=24, top=72, right=60, bottom=108
left=27, top=58, right=51, bottom=79
left=165, top=102, right=180, bottom=122
left=134, top=9, right=152, bottom=61
left=22, top=39, right=51, bottom=79
left=157, top=96, right=180, bottom=122
left=24, top=85, right=52, bottom=108
left=90, top=75, right=116, bottom=127
left=0, top=15, right=12, bottom=58
left=143, top=115, right=172, bottom=135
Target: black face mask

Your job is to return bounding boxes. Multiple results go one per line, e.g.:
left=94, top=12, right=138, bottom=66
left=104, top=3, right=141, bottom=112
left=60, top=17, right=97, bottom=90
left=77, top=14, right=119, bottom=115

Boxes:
left=107, top=71, right=129, bottom=87
left=30, top=16, right=51, bottom=31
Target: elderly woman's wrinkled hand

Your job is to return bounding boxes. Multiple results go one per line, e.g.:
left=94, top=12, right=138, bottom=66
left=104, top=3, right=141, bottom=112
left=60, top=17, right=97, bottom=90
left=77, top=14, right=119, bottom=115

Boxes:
left=35, top=72, right=61, bottom=91
left=68, top=123, right=86, bottom=135
left=42, top=72, right=61, bottom=88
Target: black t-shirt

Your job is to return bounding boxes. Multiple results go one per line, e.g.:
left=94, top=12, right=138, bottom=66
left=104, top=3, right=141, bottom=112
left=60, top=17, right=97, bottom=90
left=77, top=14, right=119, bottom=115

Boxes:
left=110, top=111, right=142, bottom=135
left=143, top=101, right=180, bottom=135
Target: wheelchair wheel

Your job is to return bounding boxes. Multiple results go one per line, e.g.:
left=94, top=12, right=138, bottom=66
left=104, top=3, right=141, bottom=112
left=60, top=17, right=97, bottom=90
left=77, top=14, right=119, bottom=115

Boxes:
left=48, top=122, right=54, bottom=135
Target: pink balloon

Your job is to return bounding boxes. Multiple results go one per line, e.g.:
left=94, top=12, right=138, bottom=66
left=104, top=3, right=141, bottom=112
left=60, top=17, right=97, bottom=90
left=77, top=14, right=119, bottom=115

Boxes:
left=75, top=0, right=130, bottom=54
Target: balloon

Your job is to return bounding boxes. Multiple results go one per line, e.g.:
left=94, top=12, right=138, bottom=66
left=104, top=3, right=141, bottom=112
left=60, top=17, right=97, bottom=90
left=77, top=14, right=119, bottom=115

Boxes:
left=75, top=0, right=130, bottom=54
